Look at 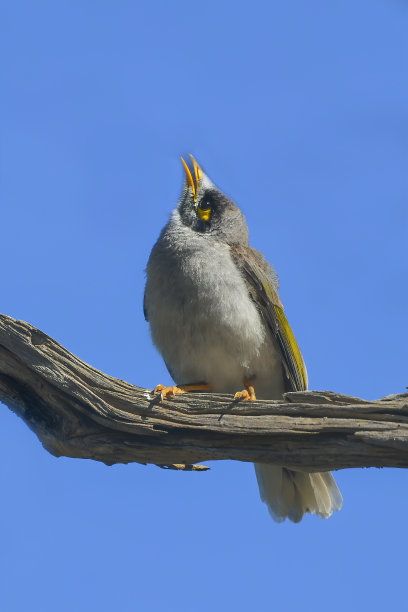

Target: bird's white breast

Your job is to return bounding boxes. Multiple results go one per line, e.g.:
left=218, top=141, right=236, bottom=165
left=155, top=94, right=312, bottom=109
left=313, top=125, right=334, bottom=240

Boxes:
left=145, top=213, right=285, bottom=398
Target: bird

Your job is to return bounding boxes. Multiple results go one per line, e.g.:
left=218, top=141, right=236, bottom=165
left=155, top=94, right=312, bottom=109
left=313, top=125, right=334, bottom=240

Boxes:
left=144, top=155, right=343, bottom=522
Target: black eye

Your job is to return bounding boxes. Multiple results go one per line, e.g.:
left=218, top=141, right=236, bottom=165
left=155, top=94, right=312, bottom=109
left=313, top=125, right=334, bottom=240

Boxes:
left=199, top=200, right=212, bottom=211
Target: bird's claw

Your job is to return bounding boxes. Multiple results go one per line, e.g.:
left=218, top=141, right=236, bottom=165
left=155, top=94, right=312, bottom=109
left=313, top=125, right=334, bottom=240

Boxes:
left=234, top=383, right=256, bottom=401
left=153, top=382, right=212, bottom=399
left=153, top=384, right=186, bottom=399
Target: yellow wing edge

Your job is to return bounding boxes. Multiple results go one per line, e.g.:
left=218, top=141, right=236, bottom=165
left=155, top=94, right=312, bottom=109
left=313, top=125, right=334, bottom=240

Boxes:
left=274, top=305, right=308, bottom=390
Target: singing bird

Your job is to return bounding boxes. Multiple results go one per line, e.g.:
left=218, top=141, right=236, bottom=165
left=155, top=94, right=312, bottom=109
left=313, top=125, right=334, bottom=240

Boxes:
left=144, top=156, right=342, bottom=522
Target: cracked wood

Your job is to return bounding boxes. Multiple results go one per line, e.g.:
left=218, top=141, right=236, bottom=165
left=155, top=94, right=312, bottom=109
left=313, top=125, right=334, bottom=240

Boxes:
left=1, top=313, right=408, bottom=471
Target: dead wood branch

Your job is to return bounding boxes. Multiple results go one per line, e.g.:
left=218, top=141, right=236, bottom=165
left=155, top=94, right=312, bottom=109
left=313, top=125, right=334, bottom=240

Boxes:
left=1, top=314, right=407, bottom=472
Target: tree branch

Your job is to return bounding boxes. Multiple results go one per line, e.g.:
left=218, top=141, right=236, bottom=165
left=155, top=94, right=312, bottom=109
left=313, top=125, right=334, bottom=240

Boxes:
left=1, top=313, right=407, bottom=472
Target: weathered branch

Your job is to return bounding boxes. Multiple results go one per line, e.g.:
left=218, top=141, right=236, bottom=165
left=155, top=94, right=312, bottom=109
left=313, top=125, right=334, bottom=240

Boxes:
left=1, top=313, right=407, bottom=472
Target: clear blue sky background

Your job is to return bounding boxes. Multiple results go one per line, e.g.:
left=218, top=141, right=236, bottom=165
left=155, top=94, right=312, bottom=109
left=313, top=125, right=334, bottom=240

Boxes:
left=1, top=2, right=407, bottom=611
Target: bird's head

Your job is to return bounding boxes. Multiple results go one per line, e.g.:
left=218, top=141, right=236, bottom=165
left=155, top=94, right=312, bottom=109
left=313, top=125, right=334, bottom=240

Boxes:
left=177, top=155, right=249, bottom=246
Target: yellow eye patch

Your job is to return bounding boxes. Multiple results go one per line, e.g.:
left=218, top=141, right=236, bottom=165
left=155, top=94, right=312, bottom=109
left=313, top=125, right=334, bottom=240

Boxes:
left=197, top=201, right=212, bottom=222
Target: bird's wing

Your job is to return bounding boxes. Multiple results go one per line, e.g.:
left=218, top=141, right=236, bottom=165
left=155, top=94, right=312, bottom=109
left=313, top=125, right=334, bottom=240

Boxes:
left=230, top=245, right=308, bottom=392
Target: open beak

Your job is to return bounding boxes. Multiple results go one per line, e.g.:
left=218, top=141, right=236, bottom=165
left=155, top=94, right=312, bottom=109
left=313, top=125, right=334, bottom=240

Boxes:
left=180, top=154, right=203, bottom=202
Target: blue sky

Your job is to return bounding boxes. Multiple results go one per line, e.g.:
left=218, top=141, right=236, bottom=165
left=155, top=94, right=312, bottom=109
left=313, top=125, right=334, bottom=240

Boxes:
left=1, top=1, right=407, bottom=610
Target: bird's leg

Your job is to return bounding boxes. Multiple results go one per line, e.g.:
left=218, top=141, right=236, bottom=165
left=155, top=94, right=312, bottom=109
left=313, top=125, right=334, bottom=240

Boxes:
left=153, top=382, right=212, bottom=399
left=178, top=383, right=213, bottom=392
left=234, top=378, right=257, bottom=401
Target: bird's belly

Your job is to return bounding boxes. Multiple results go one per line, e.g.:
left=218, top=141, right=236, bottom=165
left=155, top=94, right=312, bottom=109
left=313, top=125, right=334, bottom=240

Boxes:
left=173, top=328, right=286, bottom=399
left=146, top=243, right=286, bottom=399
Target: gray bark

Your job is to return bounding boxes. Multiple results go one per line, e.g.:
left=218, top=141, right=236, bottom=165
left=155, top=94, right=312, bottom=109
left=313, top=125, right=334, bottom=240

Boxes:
left=1, top=314, right=407, bottom=472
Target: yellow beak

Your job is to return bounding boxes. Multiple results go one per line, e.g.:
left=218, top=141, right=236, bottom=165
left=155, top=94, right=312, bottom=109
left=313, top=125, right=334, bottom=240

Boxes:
left=180, top=154, right=203, bottom=202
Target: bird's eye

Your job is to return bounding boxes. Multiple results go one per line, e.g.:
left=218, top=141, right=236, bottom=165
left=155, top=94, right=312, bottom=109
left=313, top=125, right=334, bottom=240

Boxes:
left=199, top=201, right=212, bottom=211
left=197, top=199, right=212, bottom=221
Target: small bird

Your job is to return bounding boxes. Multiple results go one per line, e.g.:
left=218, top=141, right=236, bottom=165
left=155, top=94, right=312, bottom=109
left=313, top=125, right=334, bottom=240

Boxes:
left=144, top=156, right=343, bottom=522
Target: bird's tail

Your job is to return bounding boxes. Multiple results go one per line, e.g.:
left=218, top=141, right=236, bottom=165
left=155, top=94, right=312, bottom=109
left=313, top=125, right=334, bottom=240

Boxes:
left=254, top=463, right=343, bottom=523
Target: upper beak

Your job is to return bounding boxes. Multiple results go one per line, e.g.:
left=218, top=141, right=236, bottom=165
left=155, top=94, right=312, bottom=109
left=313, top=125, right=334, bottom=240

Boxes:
left=181, top=154, right=203, bottom=202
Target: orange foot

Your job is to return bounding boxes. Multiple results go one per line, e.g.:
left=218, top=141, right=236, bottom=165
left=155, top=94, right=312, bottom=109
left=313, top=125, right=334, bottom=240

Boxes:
left=234, top=379, right=257, bottom=401
left=153, top=383, right=213, bottom=400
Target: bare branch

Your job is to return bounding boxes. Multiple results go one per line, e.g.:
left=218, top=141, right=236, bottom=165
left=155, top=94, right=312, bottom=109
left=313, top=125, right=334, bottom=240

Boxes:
left=1, top=314, right=407, bottom=472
